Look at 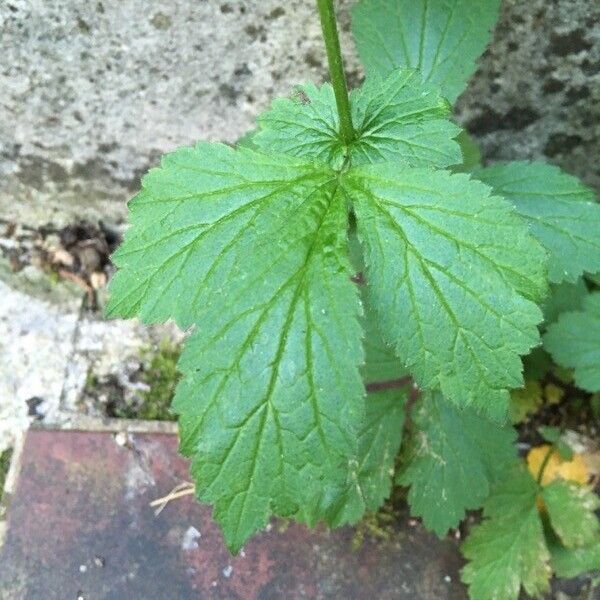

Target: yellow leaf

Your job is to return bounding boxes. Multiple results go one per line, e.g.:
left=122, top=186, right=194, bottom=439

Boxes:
left=509, top=380, right=543, bottom=423
left=526, top=444, right=589, bottom=486
left=543, top=383, right=564, bottom=405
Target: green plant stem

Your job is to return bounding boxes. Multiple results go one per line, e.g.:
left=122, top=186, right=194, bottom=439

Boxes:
left=536, top=444, right=555, bottom=485
left=315, top=0, right=355, bottom=145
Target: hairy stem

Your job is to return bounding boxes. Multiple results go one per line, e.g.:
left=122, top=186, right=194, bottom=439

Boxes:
left=316, top=0, right=355, bottom=145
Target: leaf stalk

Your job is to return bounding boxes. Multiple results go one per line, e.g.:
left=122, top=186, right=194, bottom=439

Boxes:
left=315, top=0, right=355, bottom=145
left=536, top=444, right=555, bottom=485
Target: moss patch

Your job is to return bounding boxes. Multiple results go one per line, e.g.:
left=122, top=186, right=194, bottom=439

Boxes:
left=84, top=340, right=181, bottom=421
left=134, top=341, right=181, bottom=421
left=0, top=448, right=13, bottom=496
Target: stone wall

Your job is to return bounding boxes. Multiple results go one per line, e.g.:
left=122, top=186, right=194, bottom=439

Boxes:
left=0, top=0, right=598, bottom=226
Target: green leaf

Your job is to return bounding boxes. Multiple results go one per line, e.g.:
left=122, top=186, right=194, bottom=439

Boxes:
left=509, top=380, right=544, bottom=424
left=543, top=480, right=600, bottom=549
left=538, top=426, right=561, bottom=444
left=108, top=143, right=366, bottom=551
left=461, top=468, right=551, bottom=600
left=361, top=297, right=410, bottom=385
left=587, top=272, right=600, bottom=288
left=550, top=539, right=600, bottom=579
left=254, top=70, right=461, bottom=169
left=475, top=161, right=600, bottom=284
left=344, top=165, right=546, bottom=420
left=348, top=231, right=410, bottom=386
left=398, top=391, right=516, bottom=536
left=235, top=128, right=259, bottom=150
left=542, top=278, right=589, bottom=326
left=453, top=130, right=482, bottom=173
left=352, top=0, right=501, bottom=103
left=355, top=387, right=407, bottom=513
left=544, top=293, right=600, bottom=392
left=523, top=347, right=552, bottom=381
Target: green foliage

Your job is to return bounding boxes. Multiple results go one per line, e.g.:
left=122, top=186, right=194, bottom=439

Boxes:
left=255, top=70, right=461, bottom=169
left=136, top=342, right=181, bottom=421
left=509, top=380, right=544, bottom=424
left=550, top=538, right=600, bottom=579
left=346, top=165, right=545, bottom=421
left=453, top=130, right=481, bottom=172
left=544, top=293, right=600, bottom=392
left=461, top=468, right=552, bottom=600
left=107, top=0, right=599, bottom=588
left=352, top=0, right=501, bottom=102
left=398, top=391, right=516, bottom=536
left=475, top=161, right=600, bottom=284
left=543, top=479, right=600, bottom=549
left=542, top=278, right=589, bottom=326
left=462, top=468, right=600, bottom=600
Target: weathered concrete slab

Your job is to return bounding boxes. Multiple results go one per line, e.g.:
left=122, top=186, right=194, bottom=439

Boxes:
left=0, top=428, right=467, bottom=600
left=0, top=275, right=182, bottom=452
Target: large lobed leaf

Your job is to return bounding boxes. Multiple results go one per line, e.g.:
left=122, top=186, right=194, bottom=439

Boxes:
left=108, top=144, right=366, bottom=550
left=475, top=161, right=600, bottom=284
left=108, top=82, right=556, bottom=550
left=398, top=391, right=516, bottom=536
left=344, top=165, right=546, bottom=421
left=543, top=292, right=600, bottom=392
left=352, top=0, right=501, bottom=103
left=254, top=70, right=461, bottom=169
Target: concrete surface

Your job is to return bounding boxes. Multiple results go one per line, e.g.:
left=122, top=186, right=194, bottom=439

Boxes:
left=0, top=278, right=181, bottom=452
left=0, top=429, right=468, bottom=600
left=0, top=0, right=598, bottom=229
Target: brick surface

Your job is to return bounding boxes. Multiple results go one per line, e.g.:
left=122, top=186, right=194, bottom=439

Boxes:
left=0, top=429, right=467, bottom=600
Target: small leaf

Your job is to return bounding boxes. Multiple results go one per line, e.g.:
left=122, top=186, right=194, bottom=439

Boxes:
left=523, top=347, right=552, bottom=381
left=398, top=391, right=516, bottom=536
left=235, top=128, right=259, bottom=150
left=550, top=538, right=600, bottom=578
left=543, top=383, right=564, bottom=406
left=352, top=0, right=501, bottom=103
left=509, top=380, right=543, bottom=424
left=299, top=387, right=407, bottom=527
left=543, top=479, right=600, bottom=548
left=461, top=467, right=551, bottom=600
left=538, top=426, right=561, bottom=445
left=345, top=165, right=546, bottom=420
left=453, top=130, right=482, bottom=173
left=542, top=279, right=589, bottom=326
left=544, top=292, right=600, bottom=392
left=526, top=445, right=590, bottom=487
left=254, top=71, right=461, bottom=169
left=475, top=161, right=600, bottom=284
left=555, top=440, right=574, bottom=461
left=356, top=387, right=407, bottom=513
